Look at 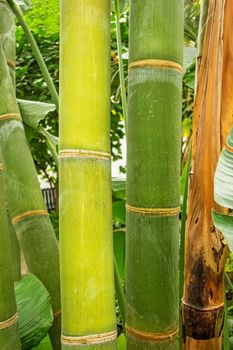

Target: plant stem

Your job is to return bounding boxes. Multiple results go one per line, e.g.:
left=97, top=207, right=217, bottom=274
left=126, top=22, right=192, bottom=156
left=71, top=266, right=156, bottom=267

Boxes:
left=179, top=145, right=192, bottom=348
left=6, top=0, right=59, bottom=110
left=114, top=0, right=127, bottom=121
left=114, top=257, right=126, bottom=332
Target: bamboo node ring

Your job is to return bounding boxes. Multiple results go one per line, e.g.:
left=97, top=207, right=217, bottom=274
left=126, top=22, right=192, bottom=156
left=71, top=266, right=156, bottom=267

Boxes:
left=0, top=313, right=19, bottom=330
left=53, top=310, right=61, bottom=319
left=0, top=113, right=22, bottom=121
left=12, top=210, right=49, bottom=225
left=59, top=149, right=111, bottom=161
left=126, top=325, right=179, bottom=341
left=61, top=330, right=117, bottom=345
left=126, top=203, right=180, bottom=216
left=128, top=59, right=184, bottom=74
left=182, top=300, right=224, bottom=312
left=7, top=59, right=16, bottom=69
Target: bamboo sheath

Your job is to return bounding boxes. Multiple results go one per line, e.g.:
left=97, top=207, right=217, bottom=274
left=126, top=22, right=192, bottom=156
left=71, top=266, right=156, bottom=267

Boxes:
left=126, top=1, right=183, bottom=349
left=0, top=46, right=61, bottom=348
left=0, top=164, right=21, bottom=349
left=60, top=1, right=116, bottom=349
left=182, top=1, right=228, bottom=349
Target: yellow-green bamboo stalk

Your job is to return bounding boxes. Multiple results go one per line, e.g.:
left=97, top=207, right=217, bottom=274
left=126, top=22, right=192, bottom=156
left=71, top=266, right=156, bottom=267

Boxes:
left=59, top=1, right=116, bottom=349
left=0, top=163, right=21, bottom=349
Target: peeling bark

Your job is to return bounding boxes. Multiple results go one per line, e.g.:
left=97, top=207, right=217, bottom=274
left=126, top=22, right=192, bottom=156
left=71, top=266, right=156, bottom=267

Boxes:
left=182, top=0, right=231, bottom=349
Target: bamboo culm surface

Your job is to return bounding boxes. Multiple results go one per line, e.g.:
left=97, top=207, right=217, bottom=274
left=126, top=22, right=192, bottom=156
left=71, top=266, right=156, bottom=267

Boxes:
left=0, top=44, right=61, bottom=349
left=126, top=1, right=183, bottom=349
left=60, top=1, right=116, bottom=349
left=0, top=164, right=21, bottom=349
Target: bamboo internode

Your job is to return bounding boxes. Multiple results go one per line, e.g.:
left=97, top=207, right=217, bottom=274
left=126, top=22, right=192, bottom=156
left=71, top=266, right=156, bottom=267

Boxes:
left=129, top=59, right=184, bottom=74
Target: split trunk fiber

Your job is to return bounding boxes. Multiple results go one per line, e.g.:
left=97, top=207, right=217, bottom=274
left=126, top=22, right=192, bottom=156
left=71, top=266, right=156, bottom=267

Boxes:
left=126, top=1, right=183, bottom=349
left=59, top=1, right=116, bottom=349
left=0, top=163, right=21, bottom=349
left=182, top=1, right=231, bottom=349
left=0, top=46, right=61, bottom=348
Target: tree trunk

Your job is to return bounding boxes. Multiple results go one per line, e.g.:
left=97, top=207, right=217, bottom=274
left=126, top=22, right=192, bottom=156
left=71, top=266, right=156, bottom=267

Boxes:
left=59, top=1, right=117, bottom=349
left=126, top=1, right=183, bottom=349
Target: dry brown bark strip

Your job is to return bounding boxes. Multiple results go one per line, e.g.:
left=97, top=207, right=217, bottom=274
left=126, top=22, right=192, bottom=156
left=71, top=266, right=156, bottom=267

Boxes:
left=182, top=0, right=229, bottom=349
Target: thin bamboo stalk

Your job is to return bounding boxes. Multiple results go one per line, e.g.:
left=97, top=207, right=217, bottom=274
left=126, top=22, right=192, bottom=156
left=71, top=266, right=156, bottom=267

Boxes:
left=182, top=1, right=228, bottom=349
left=0, top=45, right=61, bottom=349
left=0, top=163, right=21, bottom=349
left=114, top=0, right=127, bottom=121
left=126, top=1, right=183, bottom=349
left=6, top=0, right=59, bottom=110
left=60, top=1, right=116, bottom=349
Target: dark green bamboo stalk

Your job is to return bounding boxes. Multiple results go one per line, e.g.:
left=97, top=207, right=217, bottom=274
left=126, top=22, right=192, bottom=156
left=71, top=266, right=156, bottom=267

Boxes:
left=0, top=45, right=61, bottom=349
left=126, top=1, right=183, bottom=349
left=114, top=257, right=126, bottom=332
left=6, top=0, right=59, bottom=110
left=60, top=1, right=116, bottom=349
left=0, top=163, right=21, bottom=349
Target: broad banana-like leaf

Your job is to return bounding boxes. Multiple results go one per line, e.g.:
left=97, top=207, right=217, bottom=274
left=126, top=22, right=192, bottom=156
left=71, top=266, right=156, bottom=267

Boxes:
left=15, top=273, right=53, bottom=349
left=18, top=99, right=56, bottom=129
left=213, top=127, right=233, bottom=250
left=111, top=0, right=128, bottom=15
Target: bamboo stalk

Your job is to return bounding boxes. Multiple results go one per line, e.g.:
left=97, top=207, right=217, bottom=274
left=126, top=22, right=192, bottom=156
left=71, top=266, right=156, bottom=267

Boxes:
left=182, top=1, right=229, bottom=349
left=60, top=1, right=116, bottom=349
left=0, top=163, right=21, bottom=349
left=0, top=0, right=15, bottom=83
left=0, top=0, right=21, bottom=282
left=126, top=1, right=183, bottom=349
left=0, top=45, right=61, bottom=349
left=6, top=0, right=59, bottom=110
left=114, top=0, right=127, bottom=121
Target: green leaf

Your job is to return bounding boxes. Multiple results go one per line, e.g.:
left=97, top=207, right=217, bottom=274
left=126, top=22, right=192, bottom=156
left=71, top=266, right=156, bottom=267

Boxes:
left=113, top=200, right=126, bottom=224
left=112, top=178, right=126, bottom=200
left=117, top=334, right=126, bottom=350
left=183, top=61, right=195, bottom=90
left=212, top=211, right=233, bottom=251
left=114, top=230, right=126, bottom=279
left=15, top=273, right=53, bottom=349
left=32, top=336, right=52, bottom=350
left=183, top=46, right=197, bottom=69
left=18, top=99, right=56, bottom=129
left=214, top=128, right=233, bottom=209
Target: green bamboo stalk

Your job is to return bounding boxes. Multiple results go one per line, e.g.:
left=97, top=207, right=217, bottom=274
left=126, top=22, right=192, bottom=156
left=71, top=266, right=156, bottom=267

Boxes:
left=6, top=0, right=59, bottom=110
left=0, top=0, right=21, bottom=282
left=0, top=163, right=21, bottom=349
left=126, top=1, right=183, bottom=349
left=0, top=0, right=15, bottom=83
left=60, top=1, right=116, bottom=349
left=114, top=257, right=126, bottom=332
left=179, top=146, right=192, bottom=348
left=114, top=0, right=127, bottom=121
left=0, top=45, right=61, bottom=349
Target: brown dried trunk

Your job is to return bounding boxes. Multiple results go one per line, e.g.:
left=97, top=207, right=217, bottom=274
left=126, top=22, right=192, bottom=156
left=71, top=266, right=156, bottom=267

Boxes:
left=182, top=1, right=229, bottom=349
